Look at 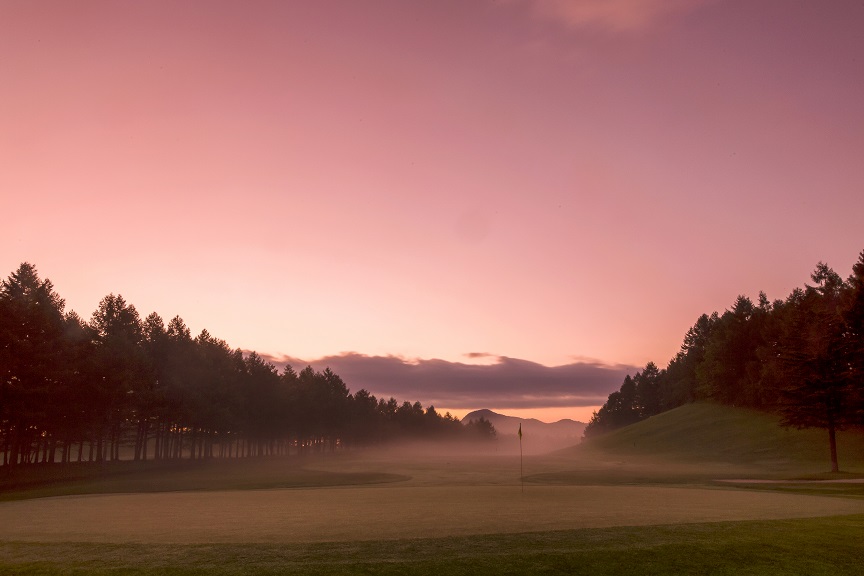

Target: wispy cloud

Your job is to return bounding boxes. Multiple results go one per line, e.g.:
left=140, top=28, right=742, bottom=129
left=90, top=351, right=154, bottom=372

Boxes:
left=259, top=352, right=636, bottom=410
left=521, top=0, right=709, bottom=32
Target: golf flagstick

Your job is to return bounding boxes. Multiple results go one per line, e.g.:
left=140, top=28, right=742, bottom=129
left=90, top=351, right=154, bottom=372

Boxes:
left=518, top=423, right=523, bottom=493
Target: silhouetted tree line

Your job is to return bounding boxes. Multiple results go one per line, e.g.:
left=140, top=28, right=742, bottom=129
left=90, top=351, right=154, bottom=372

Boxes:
left=0, top=264, right=496, bottom=466
left=584, top=250, right=864, bottom=472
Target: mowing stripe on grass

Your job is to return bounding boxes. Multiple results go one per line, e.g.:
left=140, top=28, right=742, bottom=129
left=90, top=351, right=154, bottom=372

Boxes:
left=1, top=484, right=863, bottom=543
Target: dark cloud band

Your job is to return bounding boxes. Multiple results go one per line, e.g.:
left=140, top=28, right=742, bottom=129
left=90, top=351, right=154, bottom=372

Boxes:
left=258, top=352, right=636, bottom=410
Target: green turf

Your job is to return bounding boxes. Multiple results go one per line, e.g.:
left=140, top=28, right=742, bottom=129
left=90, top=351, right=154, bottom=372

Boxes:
left=0, top=457, right=408, bottom=502
left=720, top=481, right=864, bottom=499
left=1, top=514, right=863, bottom=575
left=4, top=404, right=864, bottom=574
left=574, top=402, right=864, bottom=474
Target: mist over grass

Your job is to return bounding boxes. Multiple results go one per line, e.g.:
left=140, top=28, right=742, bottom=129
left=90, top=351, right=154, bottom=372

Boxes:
left=3, top=403, right=864, bottom=573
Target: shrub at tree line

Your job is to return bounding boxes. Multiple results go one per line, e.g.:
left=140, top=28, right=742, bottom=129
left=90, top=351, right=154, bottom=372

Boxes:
left=0, top=263, right=496, bottom=466
left=584, top=250, right=864, bottom=472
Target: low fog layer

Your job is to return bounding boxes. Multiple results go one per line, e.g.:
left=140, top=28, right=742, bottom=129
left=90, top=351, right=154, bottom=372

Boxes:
left=462, top=409, right=586, bottom=454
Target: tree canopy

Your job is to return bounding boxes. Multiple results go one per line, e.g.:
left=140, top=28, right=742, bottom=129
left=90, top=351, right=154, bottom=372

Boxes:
left=0, top=263, right=493, bottom=466
left=584, top=250, right=864, bottom=472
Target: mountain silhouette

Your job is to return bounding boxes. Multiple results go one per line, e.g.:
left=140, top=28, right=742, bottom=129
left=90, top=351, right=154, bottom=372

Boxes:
left=462, top=409, right=586, bottom=453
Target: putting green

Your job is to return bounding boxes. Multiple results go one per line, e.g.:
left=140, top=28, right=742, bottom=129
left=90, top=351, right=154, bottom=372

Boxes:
left=2, top=484, right=863, bottom=544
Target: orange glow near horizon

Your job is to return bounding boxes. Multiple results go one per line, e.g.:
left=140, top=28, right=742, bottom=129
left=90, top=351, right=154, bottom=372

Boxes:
left=444, top=406, right=598, bottom=425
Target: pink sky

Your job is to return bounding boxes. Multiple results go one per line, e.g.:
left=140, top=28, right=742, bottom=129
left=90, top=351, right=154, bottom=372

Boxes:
left=2, top=1, right=863, bottom=422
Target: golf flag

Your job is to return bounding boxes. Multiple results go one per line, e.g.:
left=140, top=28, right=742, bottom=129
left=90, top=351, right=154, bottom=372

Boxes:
left=518, top=422, right=524, bottom=492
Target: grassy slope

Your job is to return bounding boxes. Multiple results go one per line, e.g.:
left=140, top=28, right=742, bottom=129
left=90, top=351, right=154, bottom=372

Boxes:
left=576, top=402, right=864, bottom=473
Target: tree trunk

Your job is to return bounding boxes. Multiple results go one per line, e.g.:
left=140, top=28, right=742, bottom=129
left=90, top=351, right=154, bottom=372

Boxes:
left=189, top=429, right=197, bottom=460
left=110, top=427, right=118, bottom=461
left=96, top=434, right=104, bottom=463
left=133, top=422, right=142, bottom=461
left=160, top=427, right=168, bottom=460
left=828, top=420, right=839, bottom=472
left=175, top=428, right=183, bottom=459
left=48, top=438, right=57, bottom=463
left=141, top=424, right=148, bottom=461
left=8, top=431, right=18, bottom=466
left=155, top=422, right=165, bottom=460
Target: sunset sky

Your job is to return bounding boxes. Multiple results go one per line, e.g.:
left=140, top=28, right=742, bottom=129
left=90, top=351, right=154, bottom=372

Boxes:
left=2, top=1, right=862, bottom=422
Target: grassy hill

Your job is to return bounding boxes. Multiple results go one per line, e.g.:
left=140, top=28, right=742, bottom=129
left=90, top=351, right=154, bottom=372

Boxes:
left=575, top=402, right=864, bottom=474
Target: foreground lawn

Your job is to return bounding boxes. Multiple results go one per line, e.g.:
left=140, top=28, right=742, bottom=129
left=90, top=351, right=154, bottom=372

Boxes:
left=2, top=514, right=863, bottom=575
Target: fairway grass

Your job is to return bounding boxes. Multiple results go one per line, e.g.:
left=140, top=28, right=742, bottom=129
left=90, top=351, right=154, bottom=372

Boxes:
left=4, top=404, right=864, bottom=574
left=3, top=514, right=864, bottom=575
left=0, top=457, right=409, bottom=502
left=2, top=484, right=863, bottom=544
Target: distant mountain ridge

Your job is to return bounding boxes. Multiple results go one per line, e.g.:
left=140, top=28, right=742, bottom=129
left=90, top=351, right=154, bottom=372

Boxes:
left=462, top=409, right=586, bottom=453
